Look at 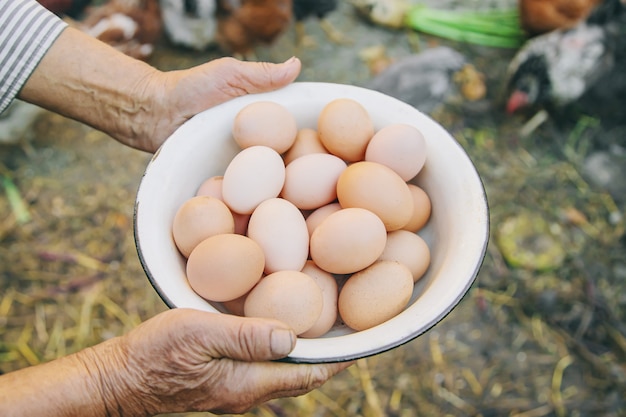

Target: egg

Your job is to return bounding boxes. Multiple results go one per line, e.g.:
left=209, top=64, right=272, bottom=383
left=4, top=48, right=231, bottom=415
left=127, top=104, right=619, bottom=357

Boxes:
left=232, top=101, right=298, bottom=153
left=247, top=198, right=309, bottom=274
left=172, top=195, right=235, bottom=258
left=338, top=260, right=414, bottom=331
left=195, top=175, right=251, bottom=235
left=281, top=153, right=347, bottom=210
left=365, top=123, right=427, bottom=181
left=336, top=161, right=413, bottom=231
left=195, top=175, right=224, bottom=198
left=403, top=184, right=432, bottom=233
left=305, top=202, right=342, bottom=237
left=244, top=270, right=323, bottom=335
left=221, top=290, right=250, bottom=316
left=172, top=95, right=436, bottom=339
left=299, top=260, right=339, bottom=338
left=378, top=230, right=430, bottom=282
left=282, top=128, right=328, bottom=165
left=186, top=234, right=264, bottom=302
left=317, top=98, right=375, bottom=162
left=222, top=145, right=286, bottom=214
left=310, top=207, right=387, bottom=274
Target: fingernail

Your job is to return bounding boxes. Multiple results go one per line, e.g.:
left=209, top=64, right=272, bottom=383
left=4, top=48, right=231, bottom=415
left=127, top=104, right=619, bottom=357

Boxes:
left=271, top=328, right=295, bottom=356
left=284, top=56, right=298, bottom=64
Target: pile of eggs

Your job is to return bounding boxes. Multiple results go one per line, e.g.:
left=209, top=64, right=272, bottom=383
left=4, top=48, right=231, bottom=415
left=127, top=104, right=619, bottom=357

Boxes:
left=171, top=98, right=432, bottom=337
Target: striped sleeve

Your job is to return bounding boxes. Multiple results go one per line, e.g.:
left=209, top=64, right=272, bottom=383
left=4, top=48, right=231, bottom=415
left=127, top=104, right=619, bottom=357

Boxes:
left=0, top=0, right=68, bottom=114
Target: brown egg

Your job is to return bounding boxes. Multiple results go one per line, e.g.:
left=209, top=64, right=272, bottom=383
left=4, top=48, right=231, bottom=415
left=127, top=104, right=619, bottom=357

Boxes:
left=282, top=128, right=328, bottom=165
left=378, top=230, right=430, bottom=282
left=244, top=270, right=323, bottom=335
left=403, top=184, right=432, bottom=233
left=172, top=195, right=235, bottom=258
left=195, top=175, right=250, bottom=235
left=221, top=290, right=250, bottom=316
left=305, top=202, right=342, bottom=237
left=338, top=260, right=413, bottom=331
left=195, top=175, right=224, bottom=198
left=317, top=98, right=375, bottom=162
left=310, top=207, right=387, bottom=274
left=337, top=161, right=413, bottom=231
left=281, top=153, right=347, bottom=210
left=232, top=101, right=298, bottom=153
left=365, top=123, right=427, bottom=181
left=186, top=234, right=264, bottom=302
left=299, top=261, right=339, bottom=338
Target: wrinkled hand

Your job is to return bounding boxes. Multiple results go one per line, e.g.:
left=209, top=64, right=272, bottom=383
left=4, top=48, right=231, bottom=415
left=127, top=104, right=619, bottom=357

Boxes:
left=129, top=57, right=302, bottom=153
left=19, top=27, right=300, bottom=155
left=85, top=308, right=351, bottom=416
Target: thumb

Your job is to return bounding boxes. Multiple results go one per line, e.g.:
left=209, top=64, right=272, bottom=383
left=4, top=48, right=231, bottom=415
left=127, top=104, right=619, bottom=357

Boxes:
left=172, top=56, right=302, bottom=121
left=216, top=56, right=302, bottom=96
left=208, top=314, right=297, bottom=362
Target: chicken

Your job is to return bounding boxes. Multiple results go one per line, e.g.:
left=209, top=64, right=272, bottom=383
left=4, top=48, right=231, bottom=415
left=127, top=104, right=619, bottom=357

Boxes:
left=505, top=0, right=624, bottom=116
left=215, top=0, right=292, bottom=59
left=159, top=0, right=217, bottom=50
left=292, top=0, right=348, bottom=47
left=71, top=0, right=163, bottom=61
left=505, top=0, right=626, bottom=135
left=505, top=24, right=609, bottom=116
left=519, top=0, right=605, bottom=36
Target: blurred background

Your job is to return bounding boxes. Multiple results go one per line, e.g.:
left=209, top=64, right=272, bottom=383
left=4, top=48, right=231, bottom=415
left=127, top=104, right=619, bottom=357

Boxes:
left=1, top=0, right=625, bottom=416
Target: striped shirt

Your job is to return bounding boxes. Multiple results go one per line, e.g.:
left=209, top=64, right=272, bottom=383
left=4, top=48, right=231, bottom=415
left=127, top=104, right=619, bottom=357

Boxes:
left=0, top=0, right=67, bottom=114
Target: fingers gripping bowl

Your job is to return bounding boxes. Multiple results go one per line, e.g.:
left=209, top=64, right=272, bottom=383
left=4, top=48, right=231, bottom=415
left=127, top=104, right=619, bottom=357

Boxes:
left=134, top=82, right=489, bottom=363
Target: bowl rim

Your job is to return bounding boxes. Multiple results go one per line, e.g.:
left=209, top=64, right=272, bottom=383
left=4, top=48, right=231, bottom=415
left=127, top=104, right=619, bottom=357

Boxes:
left=134, top=81, right=490, bottom=363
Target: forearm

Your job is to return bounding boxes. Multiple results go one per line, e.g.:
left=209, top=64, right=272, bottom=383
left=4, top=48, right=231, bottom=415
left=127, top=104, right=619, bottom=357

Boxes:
left=0, top=337, right=149, bottom=417
left=18, top=26, right=169, bottom=151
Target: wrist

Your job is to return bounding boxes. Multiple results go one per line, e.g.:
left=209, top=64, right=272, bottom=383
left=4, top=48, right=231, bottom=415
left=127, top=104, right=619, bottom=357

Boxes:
left=107, top=67, right=172, bottom=152
left=0, top=336, right=149, bottom=417
left=18, top=27, right=167, bottom=153
left=77, top=336, right=158, bottom=417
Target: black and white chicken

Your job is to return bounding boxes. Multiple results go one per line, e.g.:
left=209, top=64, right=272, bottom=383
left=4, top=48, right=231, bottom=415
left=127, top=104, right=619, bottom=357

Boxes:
left=505, top=0, right=625, bottom=121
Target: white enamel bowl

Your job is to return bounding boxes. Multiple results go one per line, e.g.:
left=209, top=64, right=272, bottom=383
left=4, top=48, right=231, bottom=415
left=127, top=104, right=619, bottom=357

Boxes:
left=134, top=82, right=489, bottom=363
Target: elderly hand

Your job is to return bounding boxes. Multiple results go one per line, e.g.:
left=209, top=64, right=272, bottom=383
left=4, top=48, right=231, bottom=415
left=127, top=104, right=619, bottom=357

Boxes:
left=84, top=309, right=351, bottom=416
left=3, top=15, right=347, bottom=417
left=0, top=308, right=351, bottom=416
left=19, top=27, right=301, bottom=153
left=130, top=56, right=301, bottom=153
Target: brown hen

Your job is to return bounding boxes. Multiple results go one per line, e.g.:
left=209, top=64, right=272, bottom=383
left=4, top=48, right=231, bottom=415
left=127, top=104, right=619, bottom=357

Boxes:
left=215, top=0, right=293, bottom=59
left=70, top=0, right=163, bottom=61
left=520, top=0, right=605, bottom=35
